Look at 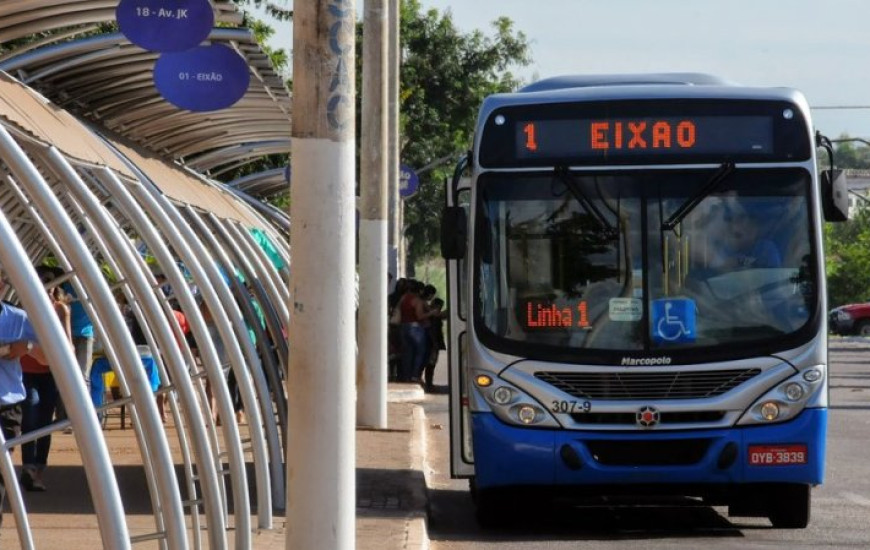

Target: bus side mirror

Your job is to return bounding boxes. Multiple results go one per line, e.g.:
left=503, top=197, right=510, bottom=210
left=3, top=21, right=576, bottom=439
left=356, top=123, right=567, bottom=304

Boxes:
left=441, top=206, right=467, bottom=259
left=821, top=169, right=849, bottom=222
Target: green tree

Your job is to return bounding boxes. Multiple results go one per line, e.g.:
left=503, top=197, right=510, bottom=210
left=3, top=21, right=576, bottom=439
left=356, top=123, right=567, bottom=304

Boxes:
left=825, top=203, right=870, bottom=307
left=228, top=1, right=531, bottom=232
left=822, top=136, right=870, bottom=307
left=231, top=0, right=293, bottom=21
left=219, top=1, right=293, bottom=209
left=397, top=0, right=530, bottom=269
left=832, top=137, right=870, bottom=169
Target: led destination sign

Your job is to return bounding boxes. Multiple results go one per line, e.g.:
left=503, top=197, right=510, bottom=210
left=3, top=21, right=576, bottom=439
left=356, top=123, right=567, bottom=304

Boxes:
left=516, top=116, right=773, bottom=160
left=478, top=100, right=811, bottom=167
left=523, top=299, right=591, bottom=330
left=520, top=297, right=642, bottom=331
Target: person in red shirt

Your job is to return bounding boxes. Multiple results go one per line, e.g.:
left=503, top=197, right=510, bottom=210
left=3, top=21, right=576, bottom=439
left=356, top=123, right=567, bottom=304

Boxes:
left=157, top=301, right=190, bottom=424
left=20, top=266, right=72, bottom=492
left=398, top=280, right=440, bottom=383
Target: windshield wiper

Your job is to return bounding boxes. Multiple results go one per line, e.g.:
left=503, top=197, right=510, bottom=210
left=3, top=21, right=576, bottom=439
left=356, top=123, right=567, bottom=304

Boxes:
left=554, top=166, right=617, bottom=236
left=661, top=161, right=736, bottom=231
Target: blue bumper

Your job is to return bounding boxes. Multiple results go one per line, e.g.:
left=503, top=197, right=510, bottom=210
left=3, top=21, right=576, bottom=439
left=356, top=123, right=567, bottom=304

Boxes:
left=472, top=408, right=826, bottom=490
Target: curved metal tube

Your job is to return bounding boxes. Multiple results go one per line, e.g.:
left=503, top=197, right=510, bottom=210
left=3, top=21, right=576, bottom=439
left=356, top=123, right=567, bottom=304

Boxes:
left=92, top=167, right=254, bottom=547
left=128, top=186, right=275, bottom=529
left=0, top=129, right=132, bottom=549
left=183, top=208, right=287, bottom=508
left=46, top=149, right=228, bottom=550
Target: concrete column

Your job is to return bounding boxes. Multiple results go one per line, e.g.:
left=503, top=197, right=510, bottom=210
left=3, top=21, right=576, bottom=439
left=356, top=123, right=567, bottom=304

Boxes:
left=288, top=1, right=357, bottom=549
left=387, top=0, right=401, bottom=279
left=358, top=0, right=389, bottom=428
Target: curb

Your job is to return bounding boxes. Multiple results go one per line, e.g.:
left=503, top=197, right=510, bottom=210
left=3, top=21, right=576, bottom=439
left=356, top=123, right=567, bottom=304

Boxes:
left=389, top=383, right=426, bottom=403
left=405, top=404, right=430, bottom=550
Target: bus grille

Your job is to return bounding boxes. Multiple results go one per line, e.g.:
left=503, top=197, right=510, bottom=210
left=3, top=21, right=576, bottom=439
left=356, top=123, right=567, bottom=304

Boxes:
left=584, top=439, right=712, bottom=466
left=570, top=411, right=726, bottom=426
left=535, top=368, right=761, bottom=400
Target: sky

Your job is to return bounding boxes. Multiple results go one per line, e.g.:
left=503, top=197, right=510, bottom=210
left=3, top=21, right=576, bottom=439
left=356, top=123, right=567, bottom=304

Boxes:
left=259, top=0, right=870, bottom=140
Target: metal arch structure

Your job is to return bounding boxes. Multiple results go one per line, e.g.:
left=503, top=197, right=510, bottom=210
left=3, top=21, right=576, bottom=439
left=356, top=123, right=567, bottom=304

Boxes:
left=0, top=29, right=291, bottom=163
left=0, top=69, right=289, bottom=549
left=0, top=0, right=291, bottom=193
left=226, top=184, right=292, bottom=231
left=226, top=167, right=291, bottom=198
left=0, top=1, right=244, bottom=47
left=100, top=144, right=280, bottom=521
left=184, top=139, right=292, bottom=177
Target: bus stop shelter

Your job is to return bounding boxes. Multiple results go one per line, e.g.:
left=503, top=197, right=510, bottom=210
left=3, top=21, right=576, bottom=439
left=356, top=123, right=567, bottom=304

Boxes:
left=0, top=3, right=292, bottom=549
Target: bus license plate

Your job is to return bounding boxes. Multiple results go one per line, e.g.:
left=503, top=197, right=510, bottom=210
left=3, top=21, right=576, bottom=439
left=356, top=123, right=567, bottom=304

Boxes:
left=748, top=444, right=807, bottom=466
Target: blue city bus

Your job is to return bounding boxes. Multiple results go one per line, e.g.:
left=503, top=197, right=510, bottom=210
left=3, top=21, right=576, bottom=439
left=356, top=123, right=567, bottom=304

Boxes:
left=440, top=74, right=849, bottom=528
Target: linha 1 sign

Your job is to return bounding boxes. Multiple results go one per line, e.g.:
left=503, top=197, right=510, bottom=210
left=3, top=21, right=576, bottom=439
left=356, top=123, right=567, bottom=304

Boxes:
left=154, top=44, right=250, bottom=112
left=116, top=0, right=214, bottom=52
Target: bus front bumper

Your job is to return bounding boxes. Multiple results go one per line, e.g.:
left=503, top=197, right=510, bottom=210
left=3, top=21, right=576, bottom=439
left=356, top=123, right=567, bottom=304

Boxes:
left=471, top=408, right=826, bottom=490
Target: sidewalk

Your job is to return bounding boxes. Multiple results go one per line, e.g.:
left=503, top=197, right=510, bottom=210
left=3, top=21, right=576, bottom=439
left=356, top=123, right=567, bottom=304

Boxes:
left=356, top=387, right=429, bottom=550
left=1, top=383, right=430, bottom=550
left=252, top=384, right=429, bottom=550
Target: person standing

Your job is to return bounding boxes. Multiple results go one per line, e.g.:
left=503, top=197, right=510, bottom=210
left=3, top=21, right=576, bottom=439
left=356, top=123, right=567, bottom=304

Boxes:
left=20, top=267, right=71, bottom=491
left=423, top=297, right=446, bottom=392
left=398, top=280, right=439, bottom=383
left=55, top=279, right=94, bottom=428
left=0, top=272, right=46, bottom=525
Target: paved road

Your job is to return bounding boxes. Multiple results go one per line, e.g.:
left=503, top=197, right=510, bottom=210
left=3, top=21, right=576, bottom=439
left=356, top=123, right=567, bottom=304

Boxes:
left=423, top=338, right=870, bottom=549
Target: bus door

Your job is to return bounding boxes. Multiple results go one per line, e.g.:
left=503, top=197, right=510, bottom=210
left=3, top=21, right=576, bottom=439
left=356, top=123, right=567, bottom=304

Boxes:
left=441, top=163, right=474, bottom=478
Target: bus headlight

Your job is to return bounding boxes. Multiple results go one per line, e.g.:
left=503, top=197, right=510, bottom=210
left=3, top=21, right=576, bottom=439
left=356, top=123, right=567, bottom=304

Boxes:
left=515, top=405, right=539, bottom=425
left=802, top=369, right=822, bottom=383
left=784, top=382, right=804, bottom=402
left=474, top=372, right=558, bottom=428
left=738, top=367, right=825, bottom=426
left=760, top=401, right=780, bottom=421
left=492, top=386, right=514, bottom=405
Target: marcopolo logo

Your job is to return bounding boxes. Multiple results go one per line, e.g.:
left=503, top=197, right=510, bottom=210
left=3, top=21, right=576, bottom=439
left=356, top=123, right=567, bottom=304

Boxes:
left=621, top=356, right=672, bottom=366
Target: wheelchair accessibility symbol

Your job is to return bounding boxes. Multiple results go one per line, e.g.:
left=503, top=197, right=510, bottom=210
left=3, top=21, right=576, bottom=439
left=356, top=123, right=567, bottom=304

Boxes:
left=652, top=298, right=696, bottom=344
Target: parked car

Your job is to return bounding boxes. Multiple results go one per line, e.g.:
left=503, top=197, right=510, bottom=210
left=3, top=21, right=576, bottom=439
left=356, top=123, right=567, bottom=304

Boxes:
left=830, top=302, right=870, bottom=336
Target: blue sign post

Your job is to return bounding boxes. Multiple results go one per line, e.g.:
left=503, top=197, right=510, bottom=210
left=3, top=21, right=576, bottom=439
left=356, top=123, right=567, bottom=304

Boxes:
left=116, top=0, right=214, bottom=52
left=154, top=44, right=251, bottom=112
left=399, top=164, right=419, bottom=198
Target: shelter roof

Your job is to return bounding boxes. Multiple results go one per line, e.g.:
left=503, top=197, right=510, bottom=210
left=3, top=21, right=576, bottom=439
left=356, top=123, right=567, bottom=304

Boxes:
left=0, top=69, right=267, bottom=228
left=0, top=1, right=291, bottom=192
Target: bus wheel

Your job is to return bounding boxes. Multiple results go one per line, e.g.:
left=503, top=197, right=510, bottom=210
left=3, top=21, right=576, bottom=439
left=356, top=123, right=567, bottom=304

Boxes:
left=768, top=484, right=811, bottom=528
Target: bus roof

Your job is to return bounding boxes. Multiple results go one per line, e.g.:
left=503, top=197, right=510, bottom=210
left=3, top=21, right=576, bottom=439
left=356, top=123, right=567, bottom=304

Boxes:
left=519, top=73, right=734, bottom=93
left=480, top=74, right=807, bottom=119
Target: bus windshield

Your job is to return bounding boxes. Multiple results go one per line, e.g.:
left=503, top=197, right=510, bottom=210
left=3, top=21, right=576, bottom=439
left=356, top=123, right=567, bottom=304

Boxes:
left=475, top=167, right=816, bottom=359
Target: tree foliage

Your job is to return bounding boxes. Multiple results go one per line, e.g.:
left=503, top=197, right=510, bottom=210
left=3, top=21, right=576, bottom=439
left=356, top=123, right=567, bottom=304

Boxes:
left=230, top=1, right=530, bottom=236
left=231, top=0, right=293, bottom=22
left=396, top=0, right=530, bottom=267
left=824, top=138, right=870, bottom=307
left=832, top=137, right=870, bottom=169
left=825, top=204, right=870, bottom=307
left=217, top=1, right=292, bottom=206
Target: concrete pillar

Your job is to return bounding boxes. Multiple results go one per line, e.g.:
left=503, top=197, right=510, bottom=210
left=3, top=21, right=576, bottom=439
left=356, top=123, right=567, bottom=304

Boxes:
left=357, top=0, right=389, bottom=428
left=387, top=0, right=401, bottom=278
left=287, top=1, right=357, bottom=549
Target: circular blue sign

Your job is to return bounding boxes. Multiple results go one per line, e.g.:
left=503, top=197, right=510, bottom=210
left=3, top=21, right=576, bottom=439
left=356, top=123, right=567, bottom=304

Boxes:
left=399, top=164, right=419, bottom=198
left=154, top=44, right=251, bottom=112
left=117, top=0, right=214, bottom=52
